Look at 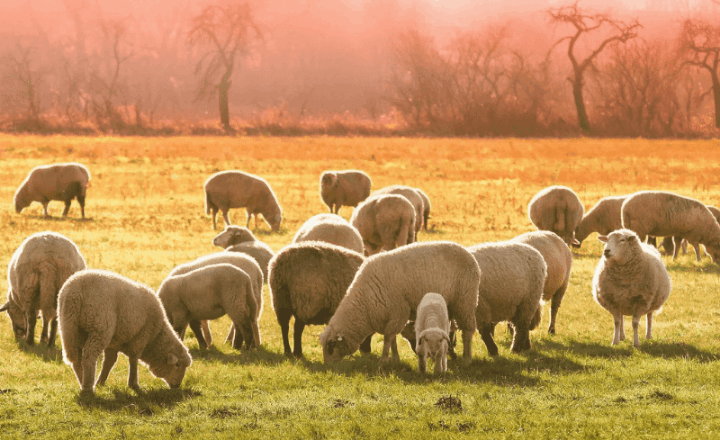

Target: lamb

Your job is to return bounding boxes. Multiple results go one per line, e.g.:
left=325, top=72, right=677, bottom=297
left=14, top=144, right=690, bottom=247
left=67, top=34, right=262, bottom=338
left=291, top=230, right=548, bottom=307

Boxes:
left=528, top=185, right=584, bottom=246
left=14, top=162, right=90, bottom=219
left=58, top=269, right=192, bottom=395
left=592, top=229, right=672, bottom=347
left=370, top=185, right=425, bottom=233
left=467, top=241, right=546, bottom=354
left=574, top=195, right=627, bottom=247
left=319, top=241, right=480, bottom=365
left=319, top=170, right=372, bottom=214
left=1, top=231, right=86, bottom=346
left=292, top=213, right=364, bottom=254
left=268, top=241, right=366, bottom=358
left=415, top=188, right=432, bottom=231
left=414, top=293, right=450, bottom=374
left=350, top=194, right=416, bottom=256
left=158, top=264, right=260, bottom=351
left=621, top=191, right=720, bottom=263
left=512, top=231, right=573, bottom=334
left=212, top=225, right=275, bottom=281
left=204, top=170, right=283, bottom=231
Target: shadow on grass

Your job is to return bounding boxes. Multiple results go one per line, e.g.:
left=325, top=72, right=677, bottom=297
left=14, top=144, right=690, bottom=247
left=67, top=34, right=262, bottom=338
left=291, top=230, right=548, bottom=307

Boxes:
left=538, top=339, right=720, bottom=362
left=640, top=341, right=720, bottom=362
left=188, top=345, right=288, bottom=366
left=18, top=341, right=64, bottom=363
left=24, top=214, right=94, bottom=223
left=76, top=387, right=201, bottom=413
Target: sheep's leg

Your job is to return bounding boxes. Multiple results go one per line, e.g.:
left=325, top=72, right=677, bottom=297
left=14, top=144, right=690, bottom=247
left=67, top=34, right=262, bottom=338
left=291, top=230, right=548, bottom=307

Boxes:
left=80, top=339, right=104, bottom=395
left=48, top=317, right=58, bottom=347
left=277, top=310, right=292, bottom=355
left=71, top=356, right=84, bottom=390
left=211, top=209, right=218, bottom=230
left=461, top=328, right=474, bottom=364
left=245, top=211, right=251, bottom=228
left=380, top=334, right=396, bottom=363
left=441, top=348, right=447, bottom=372
left=418, top=352, right=427, bottom=373
left=25, top=311, right=37, bottom=346
left=549, top=286, right=568, bottom=334
left=42, top=202, right=50, bottom=217
left=293, top=319, right=305, bottom=358
left=434, top=351, right=444, bottom=375
left=618, top=317, right=626, bottom=341
left=188, top=320, right=208, bottom=350
left=222, top=210, right=231, bottom=228
left=240, top=322, right=255, bottom=350
left=692, top=243, right=702, bottom=261
left=231, top=323, right=244, bottom=350
left=480, top=324, right=498, bottom=357
left=39, top=314, right=50, bottom=344
left=96, top=349, right=118, bottom=386
left=78, top=194, right=86, bottom=219
left=225, top=324, right=235, bottom=344
left=647, top=236, right=656, bottom=247
left=253, top=213, right=260, bottom=230
left=646, top=312, right=653, bottom=340
left=359, top=334, right=372, bottom=354
left=511, top=324, right=530, bottom=353
left=127, top=356, right=141, bottom=393
left=612, top=314, right=622, bottom=345
left=200, top=320, right=213, bottom=347
left=390, top=335, right=400, bottom=363
left=62, top=200, right=72, bottom=217
left=632, top=315, right=641, bottom=348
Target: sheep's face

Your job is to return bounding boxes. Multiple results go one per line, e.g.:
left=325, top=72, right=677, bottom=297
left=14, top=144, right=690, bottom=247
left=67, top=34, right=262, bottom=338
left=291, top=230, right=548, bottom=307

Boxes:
left=268, top=213, right=282, bottom=232
left=320, top=327, right=355, bottom=364
left=13, top=189, right=29, bottom=214
left=212, top=226, right=255, bottom=248
left=704, top=242, right=720, bottom=263
left=598, top=230, right=639, bottom=265
left=0, top=299, right=26, bottom=341
left=151, top=352, right=192, bottom=389
left=321, top=173, right=338, bottom=190
left=417, top=329, right=449, bottom=361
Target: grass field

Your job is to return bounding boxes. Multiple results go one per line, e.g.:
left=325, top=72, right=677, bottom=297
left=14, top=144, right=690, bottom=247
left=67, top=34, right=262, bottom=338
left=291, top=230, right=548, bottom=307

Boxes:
left=2, top=135, right=720, bottom=438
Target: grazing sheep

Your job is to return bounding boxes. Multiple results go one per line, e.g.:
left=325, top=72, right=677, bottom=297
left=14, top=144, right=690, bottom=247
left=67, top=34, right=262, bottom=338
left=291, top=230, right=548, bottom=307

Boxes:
left=319, top=241, right=480, bottom=365
left=14, top=162, right=90, bottom=219
left=415, top=188, right=432, bottom=231
left=621, top=191, right=720, bottom=263
left=1, top=231, right=86, bottom=346
left=574, top=195, right=627, bottom=246
left=212, top=226, right=275, bottom=282
left=212, top=225, right=258, bottom=248
left=204, top=170, right=282, bottom=231
left=370, top=185, right=425, bottom=233
left=320, top=170, right=372, bottom=214
left=467, top=241, right=546, bottom=355
left=528, top=185, right=584, bottom=246
left=414, top=293, right=450, bottom=374
left=158, top=264, right=260, bottom=350
left=350, top=194, right=416, bottom=256
left=292, top=213, right=364, bottom=254
left=58, top=269, right=192, bottom=395
left=512, top=231, right=573, bottom=334
left=592, top=229, right=671, bottom=347
left=268, top=241, right=365, bottom=358
left=660, top=205, right=720, bottom=260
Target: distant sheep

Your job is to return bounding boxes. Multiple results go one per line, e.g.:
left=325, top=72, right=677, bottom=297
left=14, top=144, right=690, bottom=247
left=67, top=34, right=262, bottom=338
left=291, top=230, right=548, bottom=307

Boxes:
left=319, top=241, right=480, bottom=365
left=350, top=194, right=416, bottom=256
left=660, top=204, right=720, bottom=260
left=320, top=170, right=372, bottom=214
left=574, top=195, right=627, bottom=246
left=1, top=231, right=86, bottom=346
left=370, top=185, right=425, bottom=233
left=212, top=225, right=258, bottom=248
left=212, top=226, right=275, bottom=281
left=592, top=229, right=671, bottom=347
left=268, top=241, right=365, bottom=358
left=621, top=191, right=720, bottom=263
left=158, top=264, right=260, bottom=350
left=512, top=231, right=572, bottom=334
left=204, top=170, right=282, bottom=231
left=58, top=269, right=192, bottom=395
left=293, top=213, right=364, bottom=254
left=414, top=293, right=450, bottom=374
left=528, top=185, right=584, bottom=246
left=14, top=162, right=90, bottom=219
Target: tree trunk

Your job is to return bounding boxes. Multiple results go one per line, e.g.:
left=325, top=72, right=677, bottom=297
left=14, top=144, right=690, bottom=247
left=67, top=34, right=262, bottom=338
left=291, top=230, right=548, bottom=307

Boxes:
left=712, top=71, right=720, bottom=129
left=218, top=78, right=231, bottom=132
left=572, top=75, right=591, bottom=134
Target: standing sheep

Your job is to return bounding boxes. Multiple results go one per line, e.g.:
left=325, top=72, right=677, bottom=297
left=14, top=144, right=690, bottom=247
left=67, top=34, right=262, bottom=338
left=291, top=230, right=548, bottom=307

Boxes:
left=319, top=241, right=480, bottom=365
left=212, top=225, right=275, bottom=281
left=204, top=170, right=283, bottom=231
left=512, top=231, right=573, bottom=334
left=414, top=293, right=450, bottom=374
left=58, top=269, right=192, bottom=395
left=320, top=170, right=372, bottom=214
left=370, top=185, right=425, bottom=233
left=528, top=185, right=584, bottom=246
left=14, top=162, right=90, bottom=219
left=350, top=194, right=416, bottom=256
left=268, top=241, right=366, bottom=358
left=158, top=264, right=260, bottom=350
left=1, top=231, right=86, bottom=346
left=574, top=195, right=627, bottom=247
left=621, top=191, right=720, bottom=264
left=293, top=213, right=364, bottom=254
left=592, top=229, right=672, bottom=347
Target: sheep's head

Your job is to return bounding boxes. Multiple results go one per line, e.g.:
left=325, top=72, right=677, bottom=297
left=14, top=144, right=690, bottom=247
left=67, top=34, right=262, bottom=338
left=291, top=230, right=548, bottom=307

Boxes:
left=417, top=328, right=449, bottom=361
left=320, top=172, right=338, bottom=190
left=267, top=213, right=282, bottom=232
left=13, top=184, right=30, bottom=214
left=704, top=241, right=720, bottom=263
left=320, top=326, right=355, bottom=364
left=212, top=225, right=256, bottom=248
left=149, top=352, right=192, bottom=389
left=598, top=229, right=640, bottom=265
left=0, top=298, right=26, bottom=341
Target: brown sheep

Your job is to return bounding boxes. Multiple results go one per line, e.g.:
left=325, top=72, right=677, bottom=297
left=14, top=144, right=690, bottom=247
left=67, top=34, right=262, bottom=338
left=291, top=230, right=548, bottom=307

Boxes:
left=14, top=162, right=90, bottom=219
left=320, top=170, right=372, bottom=214
left=528, top=185, right=584, bottom=246
left=204, top=170, right=282, bottom=231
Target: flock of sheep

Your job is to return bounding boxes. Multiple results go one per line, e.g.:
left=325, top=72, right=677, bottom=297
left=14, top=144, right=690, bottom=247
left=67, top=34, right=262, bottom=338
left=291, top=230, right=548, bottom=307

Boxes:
left=7, top=161, right=719, bottom=395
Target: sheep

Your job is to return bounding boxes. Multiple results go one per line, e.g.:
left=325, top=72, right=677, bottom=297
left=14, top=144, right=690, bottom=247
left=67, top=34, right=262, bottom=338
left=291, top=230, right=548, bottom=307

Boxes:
left=14, top=162, right=90, bottom=219
left=512, top=231, right=572, bottom=335
left=574, top=195, right=627, bottom=247
left=660, top=205, right=720, bottom=260
left=467, top=241, right=546, bottom=355
left=350, top=194, right=416, bottom=256
left=268, top=241, right=366, bottom=358
left=528, top=185, right=584, bottom=246
left=292, top=213, right=364, bottom=254
left=158, top=264, right=260, bottom=351
left=370, top=185, right=425, bottom=233
left=58, top=269, right=192, bottom=395
left=621, top=191, right=720, bottom=263
left=169, top=252, right=264, bottom=348
left=319, top=241, right=480, bottom=365
left=415, top=188, right=432, bottom=231
left=592, top=229, right=672, bottom=347
left=212, top=225, right=275, bottom=281
left=319, top=170, right=372, bottom=214
left=1, top=231, right=86, bottom=346
left=212, top=225, right=258, bottom=248
left=414, top=293, right=450, bottom=374
left=204, top=170, right=282, bottom=231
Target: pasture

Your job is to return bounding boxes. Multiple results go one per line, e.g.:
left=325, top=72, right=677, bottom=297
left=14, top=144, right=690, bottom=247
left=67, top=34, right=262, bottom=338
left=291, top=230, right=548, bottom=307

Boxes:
left=1, top=135, right=720, bottom=438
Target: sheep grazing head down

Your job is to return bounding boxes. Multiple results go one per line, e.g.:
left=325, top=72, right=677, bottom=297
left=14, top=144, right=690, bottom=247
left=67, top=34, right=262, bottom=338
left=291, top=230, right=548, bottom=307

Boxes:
left=598, top=229, right=641, bottom=265
left=267, top=212, right=282, bottom=232
left=13, top=186, right=30, bottom=214
left=0, top=298, right=26, bottom=341
left=319, top=325, right=356, bottom=364
left=148, top=353, right=192, bottom=389
left=417, top=328, right=449, bottom=362
left=704, top=242, right=720, bottom=263
left=212, top=225, right=256, bottom=248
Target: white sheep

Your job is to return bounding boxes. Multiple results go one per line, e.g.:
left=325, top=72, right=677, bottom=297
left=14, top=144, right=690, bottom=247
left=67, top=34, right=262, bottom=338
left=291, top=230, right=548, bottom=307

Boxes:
left=350, top=194, right=416, bottom=256
left=467, top=241, right=546, bottom=354
left=14, top=162, right=90, bottom=219
left=414, top=293, right=450, bottom=374
left=574, top=195, right=627, bottom=247
left=268, top=241, right=366, bottom=358
left=528, top=185, right=584, bottom=246
left=660, top=204, right=720, bottom=260
left=319, top=170, right=372, bottom=214
left=621, top=191, right=720, bottom=263
left=204, top=170, right=283, bottom=231
left=592, top=229, right=671, bottom=347
left=212, top=226, right=275, bottom=281
left=158, top=263, right=260, bottom=350
left=58, top=269, right=192, bottom=395
left=512, top=231, right=573, bottom=334
left=292, top=213, right=364, bottom=254
left=370, top=185, right=425, bottom=233
left=319, top=241, right=480, bottom=365
left=212, top=225, right=258, bottom=247
left=1, top=231, right=86, bottom=346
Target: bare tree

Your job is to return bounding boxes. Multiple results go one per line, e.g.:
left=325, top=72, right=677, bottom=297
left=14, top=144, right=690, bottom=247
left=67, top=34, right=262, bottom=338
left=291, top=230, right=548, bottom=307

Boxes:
left=549, top=2, right=641, bottom=133
left=187, top=2, right=262, bottom=132
left=679, top=18, right=720, bottom=128
left=3, top=43, right=43, bottom=121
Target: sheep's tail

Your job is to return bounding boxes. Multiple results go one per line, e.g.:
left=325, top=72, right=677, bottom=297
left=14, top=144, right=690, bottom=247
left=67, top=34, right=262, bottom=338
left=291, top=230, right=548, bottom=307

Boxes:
left=246, top=284, right=261, bottom=348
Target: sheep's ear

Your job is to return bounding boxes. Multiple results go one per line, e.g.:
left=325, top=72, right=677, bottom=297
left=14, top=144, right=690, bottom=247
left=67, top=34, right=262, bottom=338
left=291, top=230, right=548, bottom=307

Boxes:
left=598, top=235, right=608, bottom=243
left=627, top=235, right=636, bottom=242
left=0, top=301, right=9, bottom=312
left=167, top=353, right=178, bottom=365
